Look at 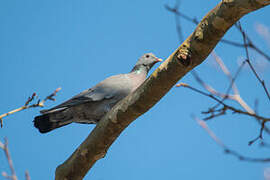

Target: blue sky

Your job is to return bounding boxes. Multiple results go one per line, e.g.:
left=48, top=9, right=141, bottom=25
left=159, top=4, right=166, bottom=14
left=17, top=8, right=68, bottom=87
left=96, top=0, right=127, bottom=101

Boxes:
left=0, top=0, right=270, bottom=179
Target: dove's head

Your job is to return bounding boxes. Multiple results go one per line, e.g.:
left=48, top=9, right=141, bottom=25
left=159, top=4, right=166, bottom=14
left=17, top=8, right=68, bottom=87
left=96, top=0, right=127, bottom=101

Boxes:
left=132, top=53, right=162, bottom=73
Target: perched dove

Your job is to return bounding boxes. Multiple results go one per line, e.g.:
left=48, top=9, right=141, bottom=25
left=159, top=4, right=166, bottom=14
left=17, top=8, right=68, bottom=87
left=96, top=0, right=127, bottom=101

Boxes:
left=34, top=53, right=162, bottom=133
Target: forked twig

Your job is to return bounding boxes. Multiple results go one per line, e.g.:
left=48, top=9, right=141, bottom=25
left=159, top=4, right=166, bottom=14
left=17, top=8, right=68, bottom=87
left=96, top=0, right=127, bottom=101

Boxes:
left=0, top=88, right=61, bottom=128
left=194, top=116, right=270, bottom=162
left=248, top=120, right=267, bottom=145
left=170, top=0, right=270, bottom=163
left=176, top=83, right=270, bottom=122
left=1, top=138, right=18, bottom=180
left=1, top=138, right=31, bottom=180
left=165, top=4, right=270, bottom=61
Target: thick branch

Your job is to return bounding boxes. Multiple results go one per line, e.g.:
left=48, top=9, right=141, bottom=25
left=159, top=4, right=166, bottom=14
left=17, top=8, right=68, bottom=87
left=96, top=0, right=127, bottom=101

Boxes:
left=55, top=0, right=270, bottom=179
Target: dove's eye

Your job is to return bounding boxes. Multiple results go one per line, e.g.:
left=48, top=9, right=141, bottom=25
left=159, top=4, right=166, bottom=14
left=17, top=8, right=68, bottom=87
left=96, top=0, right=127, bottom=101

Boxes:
left=145, top=54, right=150, bottom=58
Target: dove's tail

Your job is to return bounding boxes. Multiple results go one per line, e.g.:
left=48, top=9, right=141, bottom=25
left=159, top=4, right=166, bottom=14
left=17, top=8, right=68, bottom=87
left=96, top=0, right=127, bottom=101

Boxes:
left=33, top=112, right=72, bottom=133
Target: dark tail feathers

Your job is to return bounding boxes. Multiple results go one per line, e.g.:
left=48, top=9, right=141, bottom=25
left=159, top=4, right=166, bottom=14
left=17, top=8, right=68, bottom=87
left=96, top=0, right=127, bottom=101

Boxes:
left=33, top=114, right=71, bottom=133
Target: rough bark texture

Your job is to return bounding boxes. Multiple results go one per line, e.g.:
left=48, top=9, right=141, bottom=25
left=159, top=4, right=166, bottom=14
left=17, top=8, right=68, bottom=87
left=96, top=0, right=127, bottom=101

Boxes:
left=55, top=0, right=270, bottom=179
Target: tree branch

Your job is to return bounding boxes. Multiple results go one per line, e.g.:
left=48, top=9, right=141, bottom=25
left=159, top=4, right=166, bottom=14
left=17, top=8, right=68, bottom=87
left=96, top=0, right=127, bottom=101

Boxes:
left=0, top=88, right=61, bottom=128
left=194, top=116, right=270, bottom=162
left=1, top=138, right=18, bottom=180
left=1, top=138, right=31, bottom=180
left=55, top=0, right=270, bottom=179
left=177, top=83, right=270, bottom=121
left=165, top=2, right=270, bottom=62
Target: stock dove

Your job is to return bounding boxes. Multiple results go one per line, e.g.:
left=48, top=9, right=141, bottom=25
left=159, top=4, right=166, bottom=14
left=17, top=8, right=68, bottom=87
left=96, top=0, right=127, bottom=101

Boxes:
left=34, top=53, right=162, bottom=133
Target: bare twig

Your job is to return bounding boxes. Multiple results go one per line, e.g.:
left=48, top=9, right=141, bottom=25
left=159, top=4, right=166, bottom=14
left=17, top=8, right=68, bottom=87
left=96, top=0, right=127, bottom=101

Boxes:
left=193, top=115, right=226, bottom=147
left=25, top=171, right=30, bottom=180
left=190, top=65, right=270, bottom=141
left=165, top=4, right=270, bottom=61
left=211, top=51, right=240, bottom=95
left=0, top=87, right=61, bottom=128
left=177, top=83, right=270, bottom=122
left=191, top=71, right=233, bottom=99
left=168, top=2, right=256, bottom=116
left=39, top=87, right=62, bottom=105
left=194, top=47, right=270, bottom=136
left=1, top=138, right=18, bottom=180
left=237, top=22, right=270, bottom=142
left=220, top=39, right=245, bottom=47
left=194, top=116, right=270, bottom=162
left=164, top=4, right=198, bottom=24
left=168, top=3, right=270, bottom=142
left=236, top=22, right=270, bottom=61
left=207, top=52, right=247, bottom=111
left=248, top=120, right=267, bottom=145
left=171, top=0, right=184, bottom=43
left=1, top=139, right=31, bottom=180
left=245, top=60, right=270, bottom=102
left=169, top=0, right=270, bottom=164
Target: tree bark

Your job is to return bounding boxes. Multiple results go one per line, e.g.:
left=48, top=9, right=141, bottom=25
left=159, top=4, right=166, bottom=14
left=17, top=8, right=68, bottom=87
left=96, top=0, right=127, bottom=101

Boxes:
left=55, top=0, right=270, bottom=179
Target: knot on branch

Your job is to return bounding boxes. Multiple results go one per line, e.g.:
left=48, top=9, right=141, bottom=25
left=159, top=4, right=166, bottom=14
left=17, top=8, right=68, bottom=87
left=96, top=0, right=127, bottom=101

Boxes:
left=94, top=151, right=107, bottom=160
left=175, top=46, right=192, bottom=66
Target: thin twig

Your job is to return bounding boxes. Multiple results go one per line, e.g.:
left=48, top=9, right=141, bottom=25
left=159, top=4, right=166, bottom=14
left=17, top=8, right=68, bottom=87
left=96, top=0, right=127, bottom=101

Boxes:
left=177, top=83, right=270, bottom=122
left=236, top=22, right=270, bottom=61
left=172, top=0, right=184, bottom=43
left=249, top=121, right=267, bottom=145
left=237, top=22, right=270, bottom=142
left=208, top=52, right=247, bottom=111
left=169, top=3, right=256, bottom=117
left=1, top=139, right=31, bottom=180
left=191, top=71, right=234, bottom=99
left=194, top=116, right=270, bottom=162
left=220, top=39, right=245, bottom=47
left=165, top=5, right=270, bottom=61
left=170, top=0, right=270, bottom=159
left=211, top=51, right=240, bottom=95
left=164, top=4, right=198, bottom=24
left=192, top=68, right=270, bottom=135
left=246, top=60, right=270, bottom=102
left=197, top=47, right=270, bottom=136
left=25, top=171, right=31, bottom=180
left=1, top=138, right=18, bottom=180
left=0, top=87, right=61, bottom=128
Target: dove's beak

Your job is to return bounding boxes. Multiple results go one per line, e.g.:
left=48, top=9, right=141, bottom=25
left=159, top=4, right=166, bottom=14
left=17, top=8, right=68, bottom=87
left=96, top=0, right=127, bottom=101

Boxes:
left=155, top=58, right=163, bottom=62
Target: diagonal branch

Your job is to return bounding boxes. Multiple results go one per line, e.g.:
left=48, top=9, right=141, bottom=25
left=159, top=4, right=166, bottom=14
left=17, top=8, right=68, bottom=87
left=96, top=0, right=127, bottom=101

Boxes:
left=1, top=138, right=31, bottom=180
left=165, top=2, right=270, bottom=61
left=0, top=88, right=61, bottom=128
left=177, top=83, right=270, bottom=121
left=1, top=138, right=18, bottom=180
left=246, top=60, right=270, bottom=101
left=194, top=116, right=270, bottom=162
left=55, top=0, right=270, bottom=179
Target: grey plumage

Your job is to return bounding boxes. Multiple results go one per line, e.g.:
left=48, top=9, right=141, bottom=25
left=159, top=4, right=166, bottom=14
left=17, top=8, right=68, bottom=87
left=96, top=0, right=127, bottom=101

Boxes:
left=34, top=53, right=162, bottom=133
